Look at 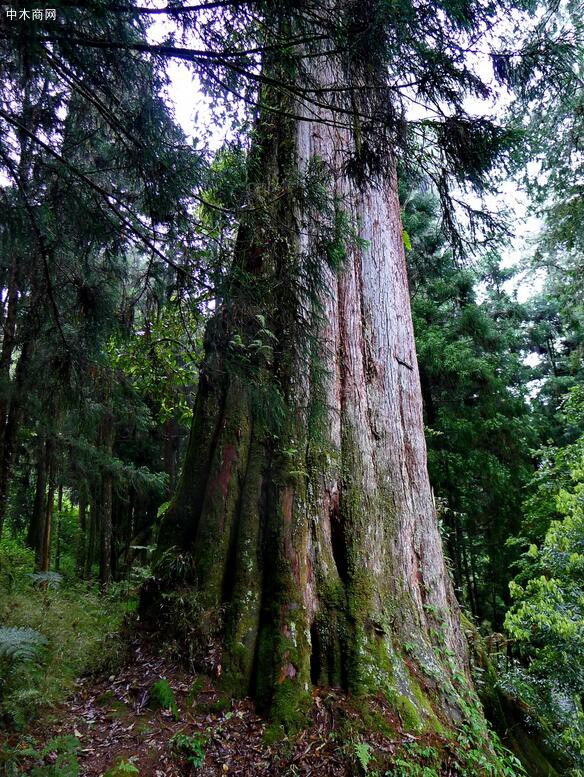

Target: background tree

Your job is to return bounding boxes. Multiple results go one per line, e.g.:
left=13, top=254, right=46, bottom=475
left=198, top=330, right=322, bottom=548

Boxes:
left=402, top=183, right=535, bottom=629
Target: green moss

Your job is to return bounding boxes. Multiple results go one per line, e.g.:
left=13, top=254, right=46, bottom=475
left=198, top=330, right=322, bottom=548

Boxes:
left=270, top=677, right=311, bottom=731
left=263, top=722, right=285, bottom=746
left=404, top=672, right=443, bottom=732
left=394, top=692, right=423, bottom=732
left=254, top=610, right=312, bottom=731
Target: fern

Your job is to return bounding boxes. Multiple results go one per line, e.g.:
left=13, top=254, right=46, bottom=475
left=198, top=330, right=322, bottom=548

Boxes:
left=104, top=760, right=140, bottom=777
left=0, top=626, right=47, bottom=661
left=170, top=732, right=206, bottom=768
left=29, top=571, right=63, bottom=588
left=353, top=741, right=372, bottom=772
left=148, top=679, right=179, bottom=720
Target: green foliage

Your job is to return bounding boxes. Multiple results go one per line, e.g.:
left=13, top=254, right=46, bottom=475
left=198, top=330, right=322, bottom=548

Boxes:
left=504, top=388, right=584, bottom=767
left=382, top=717, right=525, bottom=777
left=108, top=302, right=203, bottom=427
left=451, top=714, right=526, bottom=776
left=148, top=679, right=179, bottom=720
left=0, top=627, right=47, bottom=662
left=352, top=741, right=373, bottom=773
left=29, top=572, right=63, bottom=589
left=170, top=731, right=206, bottom=768
left=1, top=735, right=80, bottom=777
left=103, top=759, right=140, bottom=777
left=0, top=578, right=128, bottom=729
left=154, top=547, right=195, bottom=585
left=403, top=180, right=535, bottom=627
left=0, top=535, right=34, bottom=590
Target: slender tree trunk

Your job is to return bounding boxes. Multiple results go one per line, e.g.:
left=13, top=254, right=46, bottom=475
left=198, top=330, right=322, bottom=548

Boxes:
left=27, top=438, right=48, bottom=564
left=162, top=417, right=179, bottom=493
left=85, top=499, right=98, bottom=580
left=99, top=399, right=115, bottom=591
left=99, top=473, right=113, bottom=590
left=461, top=530, right=477, bottom=618
left=0, top=262, right=19, bottom=537
left=77, top=491, right=87, bottom=575
left=0, top=340, right=30, bottom=536
left=55, top=482, right=63, bottom=572
left=149, top=39, right=467, bottom=730
left=469, top=542, right=482, bottom=621
left=40, top=459, right=55, bottom=572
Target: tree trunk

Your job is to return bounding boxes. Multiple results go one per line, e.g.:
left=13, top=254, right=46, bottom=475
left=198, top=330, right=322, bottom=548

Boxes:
left=27, top=438, right=48, bottom=564
left=0, top=340, right=30, bottom=537
left=55, top=482, right=63, bottom=572
left=99, top=402, right=115, bottom=591
left=0, top=262, right=18, bottom=538
left=84, top=499, right=97, bottom=580
left=76, top=491, right=87, bottom=575
left=40, top=459, right=55, bottom=572
left=99, top=473, right=113, bottom=590
left=149, top=45, right=468, bottom=731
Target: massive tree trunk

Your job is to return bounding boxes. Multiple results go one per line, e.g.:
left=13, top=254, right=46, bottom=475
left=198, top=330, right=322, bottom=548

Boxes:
left=150, top=39, right=468, bottom=731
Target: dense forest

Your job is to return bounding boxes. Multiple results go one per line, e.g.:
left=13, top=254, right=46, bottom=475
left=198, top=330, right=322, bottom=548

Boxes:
left=0, top=0, right=582, bottom=775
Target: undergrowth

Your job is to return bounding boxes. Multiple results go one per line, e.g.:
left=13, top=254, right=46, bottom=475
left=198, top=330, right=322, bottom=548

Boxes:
left=0, top=535, right=131, bottom=731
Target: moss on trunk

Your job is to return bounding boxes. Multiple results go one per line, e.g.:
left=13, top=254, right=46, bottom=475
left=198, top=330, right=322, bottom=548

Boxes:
left=145, top=23, right=474, bottom=739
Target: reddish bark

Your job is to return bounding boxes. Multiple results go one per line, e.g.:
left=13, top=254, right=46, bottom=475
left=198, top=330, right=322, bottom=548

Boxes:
left=150, top=32, right=468, bottom=731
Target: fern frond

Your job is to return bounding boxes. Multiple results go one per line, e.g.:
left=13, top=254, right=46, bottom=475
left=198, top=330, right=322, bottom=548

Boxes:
left=0, top=627, right=48, bottom=661
left=29, top=571, right=63, bottom=588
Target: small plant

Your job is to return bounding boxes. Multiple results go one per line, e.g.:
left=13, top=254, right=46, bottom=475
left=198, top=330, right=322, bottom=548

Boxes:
left=353, top=741, right=372, bottom=773
left=449, top=699, right=527, bottom=777
left=386, top=759, right=439, bottom=776
left=29, top=571, right=63, bottom=589
left=3, top=734, right=80, bottom=777
left=155, top=547, right=194, bottom=584
left=148, top=678, right=179, bottom=720
left=0, top=626, right=47, bottom=661
left=170, top=731, right=206, bottom=768
left=104, top=759, right=140, bottom=776
left=385, top=740, right=441, bottom=777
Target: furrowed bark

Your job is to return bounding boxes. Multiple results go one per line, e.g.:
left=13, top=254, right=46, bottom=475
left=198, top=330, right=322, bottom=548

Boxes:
left=149, top=23, right=469, bottom=732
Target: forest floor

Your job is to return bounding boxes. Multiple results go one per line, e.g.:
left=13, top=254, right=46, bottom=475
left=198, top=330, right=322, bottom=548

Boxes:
left=2, top=634, right=449, bottom=776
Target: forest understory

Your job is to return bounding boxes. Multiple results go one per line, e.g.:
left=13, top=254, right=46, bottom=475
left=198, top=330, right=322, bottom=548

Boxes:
left=0, top=627, right=526, bottom=777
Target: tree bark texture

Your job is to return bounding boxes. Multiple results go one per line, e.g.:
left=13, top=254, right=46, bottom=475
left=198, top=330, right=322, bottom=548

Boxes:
left=152, top=48, right=468, bottom=731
